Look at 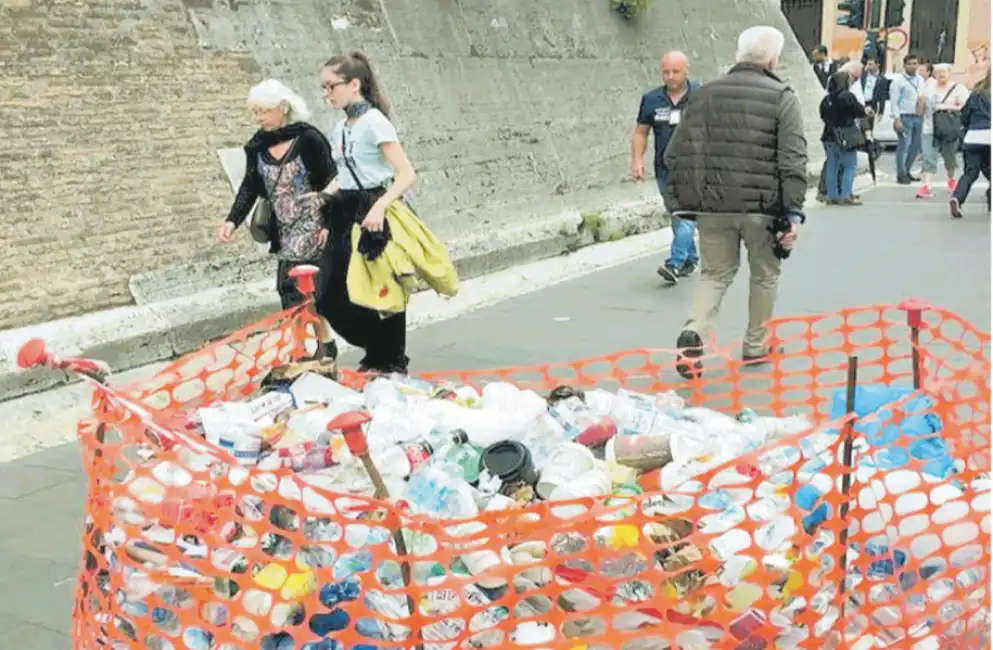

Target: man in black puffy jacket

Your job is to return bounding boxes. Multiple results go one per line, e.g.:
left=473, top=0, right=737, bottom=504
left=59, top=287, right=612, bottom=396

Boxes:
left=663, top=25, right=808, bottom=379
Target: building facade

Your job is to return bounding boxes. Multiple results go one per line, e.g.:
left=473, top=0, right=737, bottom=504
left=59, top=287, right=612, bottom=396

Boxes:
left=782, top=0, right=989, bottom=85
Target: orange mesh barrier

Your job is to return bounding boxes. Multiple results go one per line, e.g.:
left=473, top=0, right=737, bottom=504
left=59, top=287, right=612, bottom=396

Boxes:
left=61, top=301, right=989, bottom=650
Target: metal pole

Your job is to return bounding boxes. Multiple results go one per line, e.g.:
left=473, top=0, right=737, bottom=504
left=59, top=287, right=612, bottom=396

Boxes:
left=838, top=355, right=859, bottom=595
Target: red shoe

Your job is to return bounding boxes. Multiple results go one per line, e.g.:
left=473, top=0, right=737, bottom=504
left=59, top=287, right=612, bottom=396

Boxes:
left=947, top=178, right=958, bottom=192
left=915, top=185, right=933, bottom=199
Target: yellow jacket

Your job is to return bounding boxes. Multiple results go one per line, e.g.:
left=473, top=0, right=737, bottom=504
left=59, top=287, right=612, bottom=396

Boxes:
left=346, top=201, right=459, bottom=313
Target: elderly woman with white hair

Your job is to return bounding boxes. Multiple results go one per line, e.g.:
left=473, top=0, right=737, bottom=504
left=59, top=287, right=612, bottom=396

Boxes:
left=218, top=79, right=337, bottom=317
left=915, top=63, right=971, bottom=199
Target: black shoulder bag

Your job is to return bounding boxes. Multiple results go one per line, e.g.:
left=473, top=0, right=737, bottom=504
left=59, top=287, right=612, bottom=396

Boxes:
left=933, top=85, right=964, bottom=144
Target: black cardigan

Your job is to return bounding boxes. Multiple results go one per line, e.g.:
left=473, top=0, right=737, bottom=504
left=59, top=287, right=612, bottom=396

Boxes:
left=226, top=123, right=337, bottom=253
left=819, top=89, right=867, bottom=142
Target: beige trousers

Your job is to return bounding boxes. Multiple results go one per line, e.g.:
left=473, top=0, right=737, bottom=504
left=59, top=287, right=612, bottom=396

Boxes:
left=684, top=214, right=782, bottom=357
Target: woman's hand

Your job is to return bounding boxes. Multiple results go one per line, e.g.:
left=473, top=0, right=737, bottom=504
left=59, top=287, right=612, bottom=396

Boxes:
left=217, top=221, right=236, bottom=243
left=317, top=228, right=329, bottom=248
left=300, top=191, right=332, bottom=212
left=361, top=201, right=387, bottom=233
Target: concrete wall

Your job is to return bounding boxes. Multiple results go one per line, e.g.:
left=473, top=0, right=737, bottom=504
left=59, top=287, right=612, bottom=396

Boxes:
left=0, top=0, right=825, bottom=331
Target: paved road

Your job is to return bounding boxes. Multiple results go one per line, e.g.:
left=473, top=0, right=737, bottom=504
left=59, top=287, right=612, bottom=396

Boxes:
left=0, top=179, right=989, bottom=648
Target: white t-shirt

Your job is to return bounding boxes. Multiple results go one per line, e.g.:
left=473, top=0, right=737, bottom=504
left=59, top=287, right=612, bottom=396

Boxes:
left=921, top=79, right=971, bottom=134
left=330, top=108, right=399, bottom=190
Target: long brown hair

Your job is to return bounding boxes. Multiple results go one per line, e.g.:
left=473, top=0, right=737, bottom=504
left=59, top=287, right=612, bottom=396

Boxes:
left=975, top=66, right=991, bottom=101
left=323, top=51, right=391, bottom=118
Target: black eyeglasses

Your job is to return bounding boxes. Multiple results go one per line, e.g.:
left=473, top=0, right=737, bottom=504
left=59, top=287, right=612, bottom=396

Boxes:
left=321, top=80, right=348, bottom=92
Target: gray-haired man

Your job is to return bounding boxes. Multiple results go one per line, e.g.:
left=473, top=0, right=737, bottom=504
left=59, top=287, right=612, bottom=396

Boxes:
left=663, top=25, right=808, bottom=378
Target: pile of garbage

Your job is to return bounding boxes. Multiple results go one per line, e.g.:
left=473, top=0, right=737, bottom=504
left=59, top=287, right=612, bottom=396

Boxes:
left=192, top=363, right=815, bottom=509
left=87, top=361, right=990, bottom=650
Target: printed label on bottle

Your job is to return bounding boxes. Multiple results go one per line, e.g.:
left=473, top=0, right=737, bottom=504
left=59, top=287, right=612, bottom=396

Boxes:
left=403, top=442, right=433, bottom=472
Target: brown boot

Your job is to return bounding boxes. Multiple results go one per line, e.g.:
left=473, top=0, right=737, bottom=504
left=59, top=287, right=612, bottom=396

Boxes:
left=841, top=197, right=863, bottom=206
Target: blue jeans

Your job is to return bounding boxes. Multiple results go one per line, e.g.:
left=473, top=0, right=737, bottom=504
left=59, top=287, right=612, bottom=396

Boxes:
left=895, top=114, right=923, bottom=179
left=823, top=141, right=857, bottom=199
left=657, top=170, right=698, bottom=267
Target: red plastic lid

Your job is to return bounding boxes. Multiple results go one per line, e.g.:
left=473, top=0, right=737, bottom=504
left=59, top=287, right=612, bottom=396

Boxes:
left=17, top=338, right=49, bottom=369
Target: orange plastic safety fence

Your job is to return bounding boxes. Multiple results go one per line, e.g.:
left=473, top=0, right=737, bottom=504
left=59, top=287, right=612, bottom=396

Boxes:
left=68, top=303, right=989, bottom=650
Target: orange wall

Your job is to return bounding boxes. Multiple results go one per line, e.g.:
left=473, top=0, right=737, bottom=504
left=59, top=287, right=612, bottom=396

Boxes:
left=827, top=0, right=990, bottom=87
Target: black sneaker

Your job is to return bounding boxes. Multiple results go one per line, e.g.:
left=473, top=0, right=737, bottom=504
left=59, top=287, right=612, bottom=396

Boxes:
left=679, top=261, right=698, bottom=277
left=657, top=264, right=679, bottom=284
left=949, top=197, right=964, bottom=219
left=742, top=346, right=783, bottom=366
left=676, top=330, right=704, bottom=380
left=897, top=176, right=912, bottom=185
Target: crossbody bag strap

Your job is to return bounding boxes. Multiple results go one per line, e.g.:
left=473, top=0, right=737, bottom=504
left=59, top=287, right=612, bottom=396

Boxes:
left=939, top=84, right=959, bottom=105
left=340, top=128, right=366, bottom=190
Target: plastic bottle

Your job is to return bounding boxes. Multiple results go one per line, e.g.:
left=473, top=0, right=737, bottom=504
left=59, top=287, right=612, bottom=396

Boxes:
left=437, top=430, right=483, bottom=483
left=548, top=396, right=617, bottom=446
left=403, top=456, right=479, bottom=519
left=610, top=389, right=660, bottom=436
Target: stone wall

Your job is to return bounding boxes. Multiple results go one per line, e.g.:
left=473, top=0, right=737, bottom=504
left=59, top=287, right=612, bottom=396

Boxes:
left=0, top=0, right=825, bottom=330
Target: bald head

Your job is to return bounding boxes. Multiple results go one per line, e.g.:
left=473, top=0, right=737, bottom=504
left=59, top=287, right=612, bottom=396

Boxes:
left=660, top=50, right=690, bottom=91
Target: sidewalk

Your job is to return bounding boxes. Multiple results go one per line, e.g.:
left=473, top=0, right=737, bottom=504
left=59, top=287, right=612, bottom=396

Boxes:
left=0, top=181, right=989, bottom=648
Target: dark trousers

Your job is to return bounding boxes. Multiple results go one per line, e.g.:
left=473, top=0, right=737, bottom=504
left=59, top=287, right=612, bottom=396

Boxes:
left=952, top=146, right=992, bottom=207
left=318, top=190, right=409, bottom=372
left=817, top=160, right=844, bottom=196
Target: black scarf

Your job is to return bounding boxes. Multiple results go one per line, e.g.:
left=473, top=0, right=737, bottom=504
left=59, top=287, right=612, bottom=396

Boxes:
left=245, top=122, right=312, bottom=154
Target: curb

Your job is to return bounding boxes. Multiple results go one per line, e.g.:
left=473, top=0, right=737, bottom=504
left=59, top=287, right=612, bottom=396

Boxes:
left=0, top=160, right=855, bottom=404
left=0, top=196, right=670, bottom=403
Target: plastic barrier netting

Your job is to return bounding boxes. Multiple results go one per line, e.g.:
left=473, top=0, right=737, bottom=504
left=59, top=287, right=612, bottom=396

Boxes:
left=66, top=301, right=989, bottom=650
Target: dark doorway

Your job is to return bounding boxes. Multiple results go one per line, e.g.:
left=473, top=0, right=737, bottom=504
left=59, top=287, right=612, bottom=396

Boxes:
left=909, top=0, right=960, bottom=63
left=782, top=0, right=825, bottom=55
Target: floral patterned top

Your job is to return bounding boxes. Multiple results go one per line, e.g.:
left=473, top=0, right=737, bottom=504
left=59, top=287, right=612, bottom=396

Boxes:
left=258, top=151, right=323, bottom=262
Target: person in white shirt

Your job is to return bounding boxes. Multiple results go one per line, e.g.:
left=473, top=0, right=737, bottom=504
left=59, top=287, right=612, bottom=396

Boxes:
left=889, top=54, right=925, bottom=184
left=916, top=63, right=971, bottom=198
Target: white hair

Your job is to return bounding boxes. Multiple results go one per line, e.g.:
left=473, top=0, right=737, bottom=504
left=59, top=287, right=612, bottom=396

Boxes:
left=735, top=26, right=786, bottom=67
left=247, top=79, right=311, bottom=124
left=933, top=63, right=953, bottom=73
left=840, top=60, right=863, bottom=75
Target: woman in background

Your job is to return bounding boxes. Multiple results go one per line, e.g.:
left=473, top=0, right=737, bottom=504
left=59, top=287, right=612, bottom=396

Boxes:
left=950, top=67, right=991, bottom=218
left=218, top=80, right=337, bottom=313
left=312, top=52, right=418, bottom=374
left=819, top=70, right=869, bottom=205
left=915, top=63, right=970, bottom=199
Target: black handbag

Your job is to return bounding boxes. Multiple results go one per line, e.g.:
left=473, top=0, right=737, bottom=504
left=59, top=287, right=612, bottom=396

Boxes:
left=833, top=124, right=865, bottom=152
left=933, top=85, right=963, bottom=144
left=248, top=138, right=298, bottom=244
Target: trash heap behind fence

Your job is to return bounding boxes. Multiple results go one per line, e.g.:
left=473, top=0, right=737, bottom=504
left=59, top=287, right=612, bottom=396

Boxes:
left=65, top=302, right=989, bottom=650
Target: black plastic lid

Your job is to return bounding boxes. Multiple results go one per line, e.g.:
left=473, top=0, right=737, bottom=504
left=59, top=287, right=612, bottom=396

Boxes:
left=451, top=429, right=469, bottom=445
left=480, top=441, right=531, bottom=479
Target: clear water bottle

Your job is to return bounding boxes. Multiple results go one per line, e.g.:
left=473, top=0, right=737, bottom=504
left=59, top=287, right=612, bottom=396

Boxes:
left=403, top=460, right=479, bottom=519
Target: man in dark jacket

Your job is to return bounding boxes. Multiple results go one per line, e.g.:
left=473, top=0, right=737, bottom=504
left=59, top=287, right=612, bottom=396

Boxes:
left=812, top=45, right=839, bottom=89
left=663, top=25, right=807, bottom=378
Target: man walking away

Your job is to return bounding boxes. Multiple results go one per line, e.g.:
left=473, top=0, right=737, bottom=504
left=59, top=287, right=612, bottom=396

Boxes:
left=631, top=51, right=700, bottom=283
left=812, top=45, right=839, bottom=89
left=663, top=25, right=807, bottom=379
left=890, top=54, right=924, bottom=184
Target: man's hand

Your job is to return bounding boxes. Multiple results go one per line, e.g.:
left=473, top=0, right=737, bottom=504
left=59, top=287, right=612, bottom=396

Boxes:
left=893, top=118, right=904, bottom=133
left=778, top=223, right=799, bottom=251
left=630, top=160, right=645, bottom=179
left=317, top=228, right=329, bottom=249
